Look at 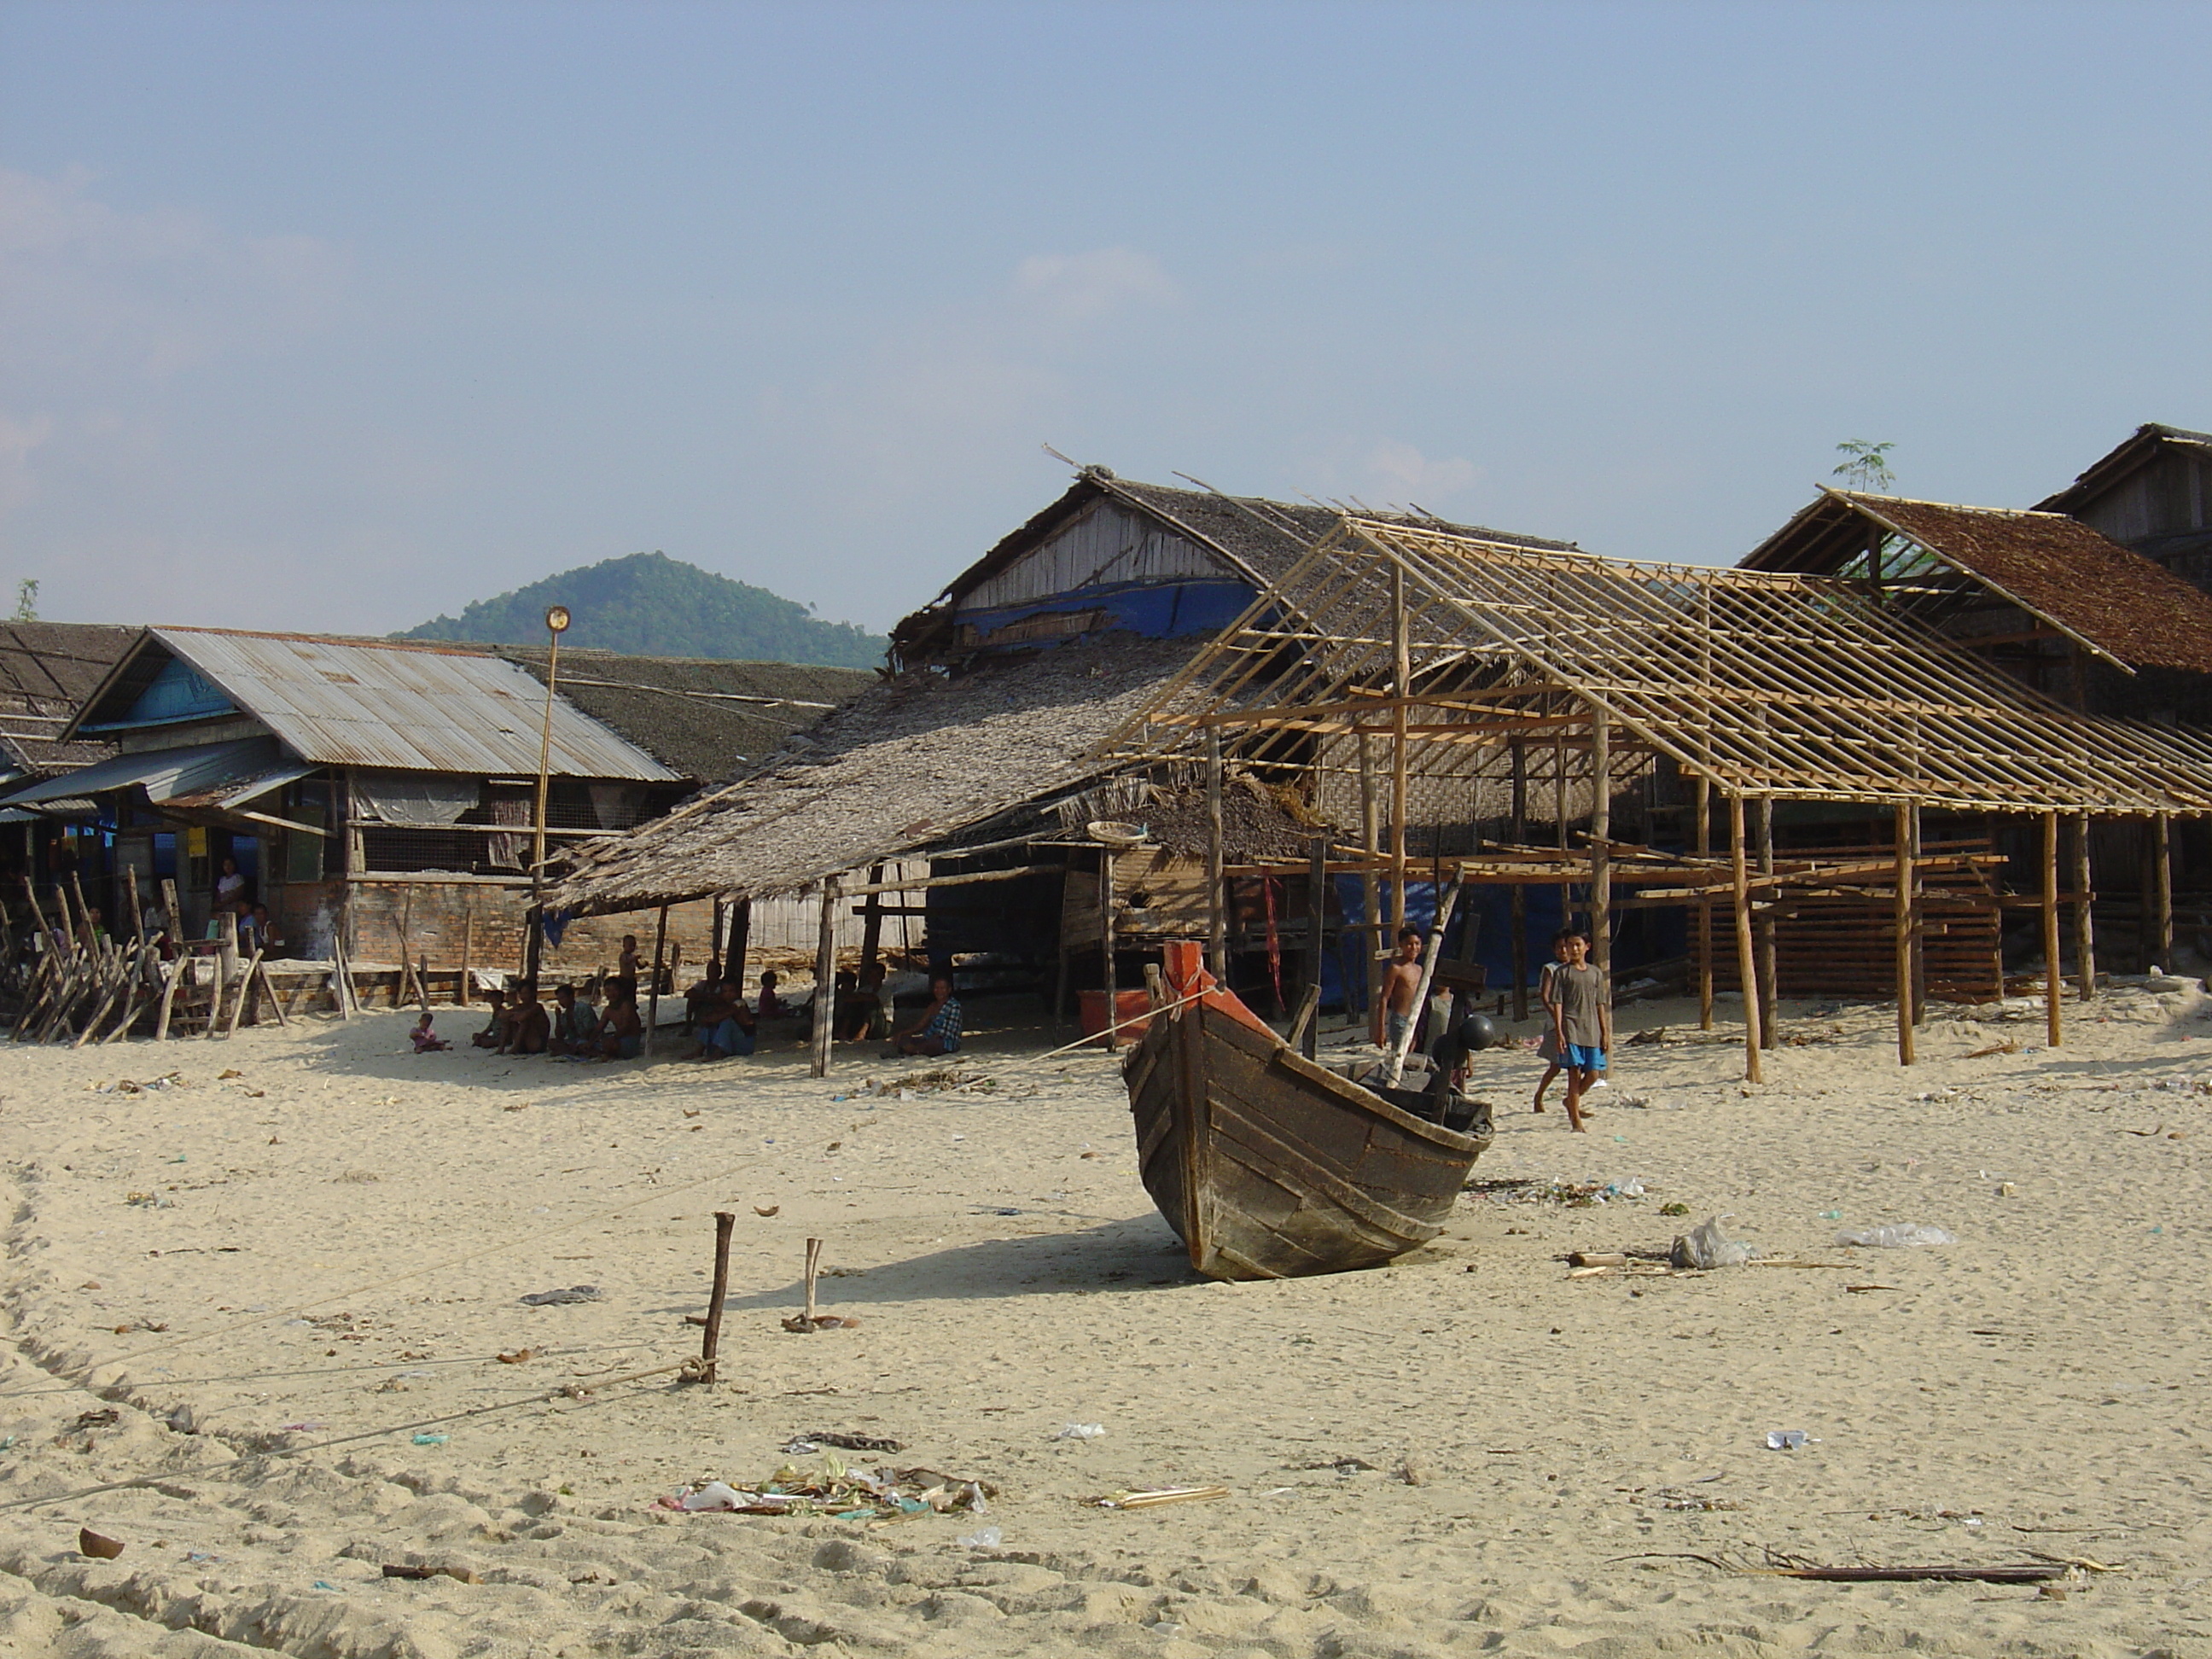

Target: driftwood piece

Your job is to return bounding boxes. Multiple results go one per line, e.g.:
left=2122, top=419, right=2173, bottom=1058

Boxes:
left=223, top=949, right=265, bottom=1039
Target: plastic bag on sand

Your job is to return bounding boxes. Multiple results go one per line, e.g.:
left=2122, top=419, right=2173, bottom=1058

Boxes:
left=680, top=1481, right=744, bottom=1511
left=1670, top=1214, right=1756, bottom=1269
left=1835, top=1223, right=1956, bottom=1249
left=958, top=1527, right=1004, bottom=1549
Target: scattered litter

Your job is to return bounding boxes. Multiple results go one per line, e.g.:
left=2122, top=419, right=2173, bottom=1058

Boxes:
left=958, top=1526, right=1004, bottom=1549
left=279, top=1421, right=326, bottom=1433
left=1765, top=1430, right=1812, bottom=1451
left=1835, top=1224, right=1956, bottom=1249
left=496, top=1348, right=534, bottom=1365
left=661, top=1458, right=997, bottom=1521
left=1658, top=1202, right=1690, bottom=1217
left=72, top=1409, right=120, bottom=1431
left=1055, top=1423, right=1106, bottom=1441
left=753, top=1205, right=780, bottom=1218
left=411, top=1433, right=449, bottom=1447
left=381, top=1563, right=480, bottom=1584
left=77, top=1528, right=124, bottom=1560
left=1671, top=1215, right=1757, bottom=1269
left=785, top=1430, right=903, bottom=1453
left=782, top=1313, right=860, bottom=1332
left=1091, top=1485, right=1230, bottom=1510
left=312, top=1580, right=341, bottom=1592
left=520, top=1285, right=601, bottom=1306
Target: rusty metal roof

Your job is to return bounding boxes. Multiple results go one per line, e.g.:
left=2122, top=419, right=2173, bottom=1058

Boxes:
left=1741, top=490, right=2212, bottom=674
left=84, top=630, right=679, bottom=781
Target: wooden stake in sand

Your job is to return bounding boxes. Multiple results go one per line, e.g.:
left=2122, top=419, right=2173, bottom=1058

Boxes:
left=644, top=904, right=668, bottom=1057
left=1589, top=701, right=1610, bottom=973
left=1097, top=848, right=1121, bottom=1052
left=1694, top=775, right=1714, bottom=1032
left=1204, top=726, right=1226, bottom=981
left=697, top=1210, right=735, bottom=1383
left=780, top=1236, right=856, bottom=1332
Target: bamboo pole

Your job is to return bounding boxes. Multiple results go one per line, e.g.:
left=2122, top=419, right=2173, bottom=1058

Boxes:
left=2152, top=812, right=2174, bottom=971
left=1097, top=849, right=1120, bottom=1052
left=1388, top=562, right=1410, bottom=940
left=1205, top=726, right=1226, bottom=981
left=1509, top=738, right=1528, bottom=1023
left=1730, top=794, right=1762, bottom=1082
left=1755, top=795, right=1778, bottom=1048
left=644, top=904, right=668, bottom=1057
left=1907, top=800, right=1925, bottom=1024
left=1304, top=834, right=1326, bottom=1060
left=1589, top=703, right=1610, bottom=972
left=1694, top=775, right=1713, bottom=1030
left=1383, top=876, right=1461, bottom=1086
left=2042, top=810, right=2063, bottom=1050
left=2073, top=812, right=2095, bottom=1002
left=1359, top=733, right=1380, bottom=1024
left=1553, top=729, right=1570, bottom=942
left=810, top=881, right=838, bottom=1079
left=1893, top=802, right=1915, bottom=1066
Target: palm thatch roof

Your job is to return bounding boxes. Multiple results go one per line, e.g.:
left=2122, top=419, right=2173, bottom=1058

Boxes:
left=544, top=635, right=1196, bottom=915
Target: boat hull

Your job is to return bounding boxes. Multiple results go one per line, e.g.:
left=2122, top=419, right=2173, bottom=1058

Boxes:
left=1124, top=998, right=1490, bottom=1281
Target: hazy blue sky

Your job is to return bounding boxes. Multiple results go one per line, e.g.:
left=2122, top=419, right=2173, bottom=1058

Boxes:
left=4, top=1, right=2208, bottom=636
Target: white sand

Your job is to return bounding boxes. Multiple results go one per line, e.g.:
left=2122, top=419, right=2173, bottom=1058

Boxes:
left=0, top=985, right=2208, bottom=1658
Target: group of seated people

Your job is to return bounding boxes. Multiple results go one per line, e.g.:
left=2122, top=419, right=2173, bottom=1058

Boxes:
left=457, top=979, right=645, bottom=1060
left=422, top=959, right=966, bottom=1062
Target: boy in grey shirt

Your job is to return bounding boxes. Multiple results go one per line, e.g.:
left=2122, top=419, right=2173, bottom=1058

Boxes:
left=1545, top=928, right=1610, bottom=1134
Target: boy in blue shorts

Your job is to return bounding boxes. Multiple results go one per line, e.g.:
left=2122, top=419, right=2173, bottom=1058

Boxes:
left=1547, top=928, right=1610, bottom=1134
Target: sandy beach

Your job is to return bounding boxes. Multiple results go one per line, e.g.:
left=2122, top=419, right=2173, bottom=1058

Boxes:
left=0, top=984, right=2208, bottom=1658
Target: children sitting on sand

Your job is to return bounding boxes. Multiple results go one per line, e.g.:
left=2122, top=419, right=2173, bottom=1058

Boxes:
left=470, top=988, right=509, bottom=1048
left=498, top=982, right=550, bottom=1056
left=595, top=989, right=644, bottom=1060
left=549, top=982, right=601, bottom=1057
left=410, top=1011, right=450, bottom=1051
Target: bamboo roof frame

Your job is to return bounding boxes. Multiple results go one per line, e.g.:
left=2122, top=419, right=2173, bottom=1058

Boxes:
left=1099, top=515, right=2212, bottom=818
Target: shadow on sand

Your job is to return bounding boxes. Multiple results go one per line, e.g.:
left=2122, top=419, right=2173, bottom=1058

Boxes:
left=650, top=1213, right=1201, bottom=1317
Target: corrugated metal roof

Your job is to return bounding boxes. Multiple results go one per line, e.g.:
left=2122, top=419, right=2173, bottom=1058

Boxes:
left=146, top=629, right=678, bottom=782
left=1, top=736, right=282, bottom=806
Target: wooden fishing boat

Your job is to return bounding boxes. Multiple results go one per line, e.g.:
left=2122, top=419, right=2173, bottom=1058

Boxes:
left=1122, top=942, right=1492, bottom=1281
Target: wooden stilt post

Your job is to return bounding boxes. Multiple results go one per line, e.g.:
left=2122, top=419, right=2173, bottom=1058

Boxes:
left=644, top=904, right=668, bottom=1057
left=727, top=896, right=751, bottom=992
left=698, top=1210, right=735, bottom=1384
left=206, top=911, right=239, bottom=1040
left=2152, top=812, right=2174, bottom=972
left=1553, top=730, right=1570, bottom=938
left=1204, top=726, right=1227, bottom=981
left=1388, top=562, right=1410, bottom=940
left=1304, top=834, right=1327, bottom=1060
left=1097, top=848, right=1121, bottom=1051
left=858, top=864, right=886, bottom=975
left=1755, top=796, right=1778, bottom=1048
left=1894, top=801, right=1915, bottom=1066
left=457, top=888, right=473, bottom=1006
left=1694, top=775, right=1713, bottom=1031
left=1509, top=739, right=1528, bottom=1023
left=1359, top=733, right=1381, bottom=1028
left=810, top=880, right=837, bottom=1079
left=2042, top=810, right=2063, bottom=1050
left=1907, top=800, right=1925, bottom=1025
left=2073, top=812, right=2095, bottom=1002
left=1588, top=703, right=1610, bottom=973
left=1730, top=794, right=1762, bottom=1083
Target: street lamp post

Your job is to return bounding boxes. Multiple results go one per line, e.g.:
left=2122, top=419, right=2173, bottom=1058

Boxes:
left=527, top=604, right=571, bottom=983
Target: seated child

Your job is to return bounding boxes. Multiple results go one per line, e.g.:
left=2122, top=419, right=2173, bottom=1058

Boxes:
left=470, top=988, right=509, bottom=1048
left=410, top=1010, right=451, bottom=1052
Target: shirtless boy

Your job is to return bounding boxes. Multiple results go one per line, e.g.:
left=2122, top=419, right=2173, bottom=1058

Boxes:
left=1372, top=926, right=1424, bottom=1051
